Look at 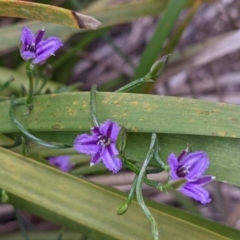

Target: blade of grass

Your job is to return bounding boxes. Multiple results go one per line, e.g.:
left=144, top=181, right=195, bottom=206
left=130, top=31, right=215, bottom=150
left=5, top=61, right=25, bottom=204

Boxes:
left=145, top=0, right=202, bottom=93
left=131, top=0, right=188, bottom=93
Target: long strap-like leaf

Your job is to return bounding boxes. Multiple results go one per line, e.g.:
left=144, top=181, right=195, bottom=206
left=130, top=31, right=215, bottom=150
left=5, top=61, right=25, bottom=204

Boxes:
left=0, top=0, right=101, bottom=29
left=0, top=92, right=239, bottom=138
left=0, top=147, right=239, bottom=240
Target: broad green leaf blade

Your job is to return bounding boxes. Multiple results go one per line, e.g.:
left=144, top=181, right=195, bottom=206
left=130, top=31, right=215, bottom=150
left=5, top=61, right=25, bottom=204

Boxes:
left=1, top=92, right=240, bottom=185
left=0, top=92, right=240, bottom=138
left=0, top=0, right=101, bottom=29
left=31, top=131, right=240, bottom=187
left=131, top=0, right=188, bottom=93
left=0, top=147, right=239, bottom=240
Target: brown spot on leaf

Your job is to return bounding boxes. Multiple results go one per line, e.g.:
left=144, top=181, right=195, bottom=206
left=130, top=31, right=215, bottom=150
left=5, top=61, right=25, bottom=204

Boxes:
left=231, top=117, right=238, bottom=122
left=113, top=101, right=120, bottom=106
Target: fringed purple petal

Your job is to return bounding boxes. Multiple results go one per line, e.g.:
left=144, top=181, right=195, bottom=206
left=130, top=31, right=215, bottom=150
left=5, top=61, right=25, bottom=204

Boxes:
left=181, top=151, right=209, bottom=179
left=21, top=26, right=34, bottom=47
left=48, top=156, right=73, bottom=172
left=99, top=120, right=120, bottom=141
left=35, top=28, right=45, bottom=45
left=101, top=143, right=122, bottom=173
left=189, top=175, right=215, bottom=186
left=180, top=183, right=211, bottom=204
left=90, top=152, right=102, bottom=166
left=33, top=37, right=63, bottom=64
left=167, top=153, right=179, bottom=180
left=74, top=134, right=101, bottom=155
left=21, top=51, right=35, bottom=61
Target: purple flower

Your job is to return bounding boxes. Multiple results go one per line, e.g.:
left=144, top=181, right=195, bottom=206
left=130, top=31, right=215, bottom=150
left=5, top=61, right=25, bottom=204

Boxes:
left=20, top=26, right=63, bottom=64
left=74, top=120, right=122, bottom=173
left=168, top=150, right=215, bottom=204
left=48, top=156, right=73, bottom=172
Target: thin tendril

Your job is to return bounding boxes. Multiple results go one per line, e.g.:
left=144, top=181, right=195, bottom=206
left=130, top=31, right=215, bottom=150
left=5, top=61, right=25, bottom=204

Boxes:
left=115, top=77, right=152, bottom=93
left=136, top=133, right=159, bottom=240
left=127, top=174, right=138, bottom=204
left=90, top=84, right=99, bottom=127
left=9, top=96, right=71, bottom=149
left=124, top=159, right=162, bottom=191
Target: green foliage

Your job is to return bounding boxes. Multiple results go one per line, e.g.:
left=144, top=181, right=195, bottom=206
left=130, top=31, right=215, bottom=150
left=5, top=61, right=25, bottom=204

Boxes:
left=1, top=147, right=239, bottom=240
left=0, top=0, right=239, bottom=239
left=131, top=0, right=188, bottom=92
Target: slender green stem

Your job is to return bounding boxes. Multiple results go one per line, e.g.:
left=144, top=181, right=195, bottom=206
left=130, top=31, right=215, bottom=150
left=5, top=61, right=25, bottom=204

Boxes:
left=116, top=126, right=128, bottom=155
left=154, top=137, right=167, bottom=170
left=90, top=84, right=99, bottom=127
left=9, top=96, right=71, bottom=149
left=37, top=75, right=48, bottom=94
left=124, top=159, right=162, bottom=191
left=124, top=159, right=140, bottom=174
left=57, top=227, right=65, bottom=240
left=14, top=207, right=31, bottom=240
left=136, top=133, right=159, bottom=240
left=0, top=76, right=14, bottom=92
left=37, top=65, right=53, bottom=94
left=21, top=136, right=30, bottom=156
left=33, top=65, right=39, bottom=94
left=127, top=174, right=138, bottom=204
left=115, top=55, right=169, bottom=93
left=146, top=168, right=164, bottom=174
left=25, top=61, right=34, bottom=105
left=117, top=174, right=138, bottom=215
left=115, top=77, right=152, bottom=93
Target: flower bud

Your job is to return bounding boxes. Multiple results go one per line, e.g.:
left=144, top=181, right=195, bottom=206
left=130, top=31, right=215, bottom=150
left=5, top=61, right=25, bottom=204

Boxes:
left=117, top=201, right=129, bottom=215
left=116, top=126, right=127, bottom=155
left=150, top=54, right=170, bottom=78
left=1, top=190, right=9, bottom=203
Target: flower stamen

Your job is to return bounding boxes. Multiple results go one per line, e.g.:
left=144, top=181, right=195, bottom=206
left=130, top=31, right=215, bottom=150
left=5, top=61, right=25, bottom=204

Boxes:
left=168, top=150, right=215, bottom=204
left=97, top=135, right=111, bottom=146
left=177, top=165, right=189, bottom=177
left=27, top=43, right=36, bottom=52
left=74, top=120, right=122, bottom=173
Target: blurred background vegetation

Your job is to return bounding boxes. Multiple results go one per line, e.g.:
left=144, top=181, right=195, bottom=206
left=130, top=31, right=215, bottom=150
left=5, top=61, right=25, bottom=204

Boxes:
left=1, top=0, right=240, bottom=239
